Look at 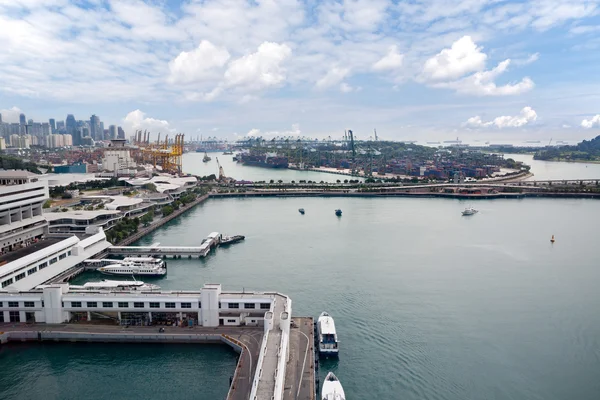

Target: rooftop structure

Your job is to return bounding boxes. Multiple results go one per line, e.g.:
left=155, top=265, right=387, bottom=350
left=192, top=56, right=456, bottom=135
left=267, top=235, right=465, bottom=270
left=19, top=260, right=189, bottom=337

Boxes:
left=0, top=170, right=49, bottom=253
left=45, top=210, right=123, bottom=235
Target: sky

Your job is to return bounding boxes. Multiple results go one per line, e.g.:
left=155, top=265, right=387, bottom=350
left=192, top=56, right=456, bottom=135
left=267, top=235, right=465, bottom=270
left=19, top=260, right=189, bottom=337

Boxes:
left=1, top=0, right=600, bottom=143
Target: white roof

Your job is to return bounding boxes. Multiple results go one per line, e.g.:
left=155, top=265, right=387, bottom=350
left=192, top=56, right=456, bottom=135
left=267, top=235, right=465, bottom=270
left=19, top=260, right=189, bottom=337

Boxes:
left=318, top=314, right=337, bottom=335
left=44, top=210, right=121, bottom=221
left=81, top=195, right=144, bottom=209
left=1, top=236, right=79, bottom=277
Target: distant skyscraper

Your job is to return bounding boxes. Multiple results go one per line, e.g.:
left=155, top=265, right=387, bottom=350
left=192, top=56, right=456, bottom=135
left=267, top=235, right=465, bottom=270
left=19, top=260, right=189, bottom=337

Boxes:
left=49, top=118, right=56, bottom=133
left=56, top=120, right=65, bottom=133
left=108, top=125, right=118, bottom=139
left=19, top=113, right=26, bottom=125
left=90, top=115, right=101, bottom=141
left=100, top=122, right=105, bottom=138
left=117, top=126, right=125, bottom=139
left=0, top=113, right=3, bottom=123
left=66, top=114, right=76, bottom=137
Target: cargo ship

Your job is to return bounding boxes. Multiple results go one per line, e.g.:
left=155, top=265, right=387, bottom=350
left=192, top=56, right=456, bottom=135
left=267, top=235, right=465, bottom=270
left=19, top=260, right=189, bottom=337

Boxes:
left=240, top=153, right=288, bottom=168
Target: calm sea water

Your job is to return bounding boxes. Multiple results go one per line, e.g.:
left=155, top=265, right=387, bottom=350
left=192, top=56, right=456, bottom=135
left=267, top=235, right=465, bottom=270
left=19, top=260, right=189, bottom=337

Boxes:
left=0, top=343, right=237, bottom=400
left=182, top=152, right=362, bottom=183
left=35, top=196, right=600, bottom=400
left=505, top=153, right=600, bottom=181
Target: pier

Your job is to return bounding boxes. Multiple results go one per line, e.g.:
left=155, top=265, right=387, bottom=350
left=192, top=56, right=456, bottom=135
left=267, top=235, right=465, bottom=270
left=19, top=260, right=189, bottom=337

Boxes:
left=0, top=318, right=315, bottom=400
left=107, top=232, right=221, bottom=258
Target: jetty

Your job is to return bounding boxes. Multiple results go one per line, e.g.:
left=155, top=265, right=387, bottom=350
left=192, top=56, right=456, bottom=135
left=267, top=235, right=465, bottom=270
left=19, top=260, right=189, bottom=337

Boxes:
left=107, top=232, right=221, bottom=258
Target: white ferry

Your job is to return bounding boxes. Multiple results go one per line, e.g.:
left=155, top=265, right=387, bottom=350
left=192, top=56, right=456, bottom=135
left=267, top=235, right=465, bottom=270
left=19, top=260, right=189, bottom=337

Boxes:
left=71, top=280, right=160, bottom=291
left=97, top=257, right=166, bottom=277
left=317, top=312, right=339, bottom=356
left=321, top=372, right=345, bottom=400
left=462, top=207, right=478, bottom=216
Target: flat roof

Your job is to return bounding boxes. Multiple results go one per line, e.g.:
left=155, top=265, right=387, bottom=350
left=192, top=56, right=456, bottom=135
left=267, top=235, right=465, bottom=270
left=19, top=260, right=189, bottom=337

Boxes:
left=0, top=170, right=39, bottom=178
left=81, top=195, right=144, bottom=209
left=0, top=236, right=79, bottom=277
left=0, top=238, right=63, bottom=265
left=44, top=210, right=121, bottom=221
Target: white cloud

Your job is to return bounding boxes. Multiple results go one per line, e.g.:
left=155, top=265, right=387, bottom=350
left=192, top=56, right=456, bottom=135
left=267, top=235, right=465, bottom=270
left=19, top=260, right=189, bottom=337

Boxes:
left=422, top=37, right=534, bottom=96
left=464, top=107, right=538, bottom=128
left=420, top=36, right=487, bottom=81
left=122, top=110, right=174, bottom=138
left=168, top=41, right=230, bottom=84
left=514, top=52, right=540, bottom=66
left=247, top=128, right=261, bottom=137
left=316, top=67, right=350, bottom=89
left=0, top=106, right=24, bottom=123
left=581, top=114, right=600, bottom=128
left=372, top=45, right=404, bottom=71
left=224, top=42, right=292, bottom=91
left=245, top=123, right=301, bottom=137
left=531, top=2, right=598, bottom=31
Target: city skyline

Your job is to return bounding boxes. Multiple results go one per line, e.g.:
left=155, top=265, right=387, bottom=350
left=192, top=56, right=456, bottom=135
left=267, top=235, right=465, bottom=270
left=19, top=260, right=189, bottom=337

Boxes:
left=1, top=1, right=600, bottom=143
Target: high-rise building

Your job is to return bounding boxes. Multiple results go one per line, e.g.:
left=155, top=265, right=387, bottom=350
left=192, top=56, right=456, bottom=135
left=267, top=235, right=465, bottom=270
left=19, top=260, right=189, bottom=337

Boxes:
left=49, top=118, right=56, bottom=133
left=66, top=114, right=76, bottom=137
left=108, top=125, right=117, bottom=139
left=100, top=122, right=105, bottom=138
left=56, top=120, right=65, bottom=133
left=117, top=126, right=125, bottom=139
left=42, top=123, right=50, bottom=136
left=0, top=113, right=3, bottom=123
left=19, top=113, right=26, bottom=125
left=90, top=115, right=101, bottom=141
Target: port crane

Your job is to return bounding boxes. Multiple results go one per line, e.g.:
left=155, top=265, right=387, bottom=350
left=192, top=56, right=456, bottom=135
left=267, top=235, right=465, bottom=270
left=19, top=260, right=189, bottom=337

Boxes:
left=216, top=157, right=226, bottom=182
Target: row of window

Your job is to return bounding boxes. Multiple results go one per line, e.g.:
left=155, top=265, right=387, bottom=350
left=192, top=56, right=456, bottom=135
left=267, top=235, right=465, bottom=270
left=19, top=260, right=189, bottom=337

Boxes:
left=226, top=302, right=270, bottom=310
left=0, top=301, right=35, bottom=308
left=0, top=251, right=71, bottom=288
left=70, top=301, right=195, bottom=309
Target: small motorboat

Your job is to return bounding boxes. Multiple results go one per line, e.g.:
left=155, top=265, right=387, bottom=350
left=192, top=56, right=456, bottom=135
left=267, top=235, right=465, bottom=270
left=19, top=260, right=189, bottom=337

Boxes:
left=299, top=208, right=305, bottom=214
left=335, top=209, right=342, bottom=216
left=462, top=207, right=478, bottom=216
left=321, top=372, right=345, bottom=400
left=220, top=235, right=245, bottom=246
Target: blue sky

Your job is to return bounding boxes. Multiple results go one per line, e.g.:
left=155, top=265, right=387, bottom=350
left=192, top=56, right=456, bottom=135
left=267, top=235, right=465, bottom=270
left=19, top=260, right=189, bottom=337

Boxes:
left=1, top=0, right=600, bottom=142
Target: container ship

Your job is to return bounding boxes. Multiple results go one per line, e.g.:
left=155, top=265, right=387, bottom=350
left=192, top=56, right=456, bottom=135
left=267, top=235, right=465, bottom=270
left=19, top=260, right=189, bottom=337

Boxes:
left=240, top=153, right=289, bottom=168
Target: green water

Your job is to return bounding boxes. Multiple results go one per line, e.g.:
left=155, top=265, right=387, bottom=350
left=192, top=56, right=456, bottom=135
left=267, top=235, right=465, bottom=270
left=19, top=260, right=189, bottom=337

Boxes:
left=4, top=197, right=600, bottom=399
left=0, top=343, right=237, bottom=400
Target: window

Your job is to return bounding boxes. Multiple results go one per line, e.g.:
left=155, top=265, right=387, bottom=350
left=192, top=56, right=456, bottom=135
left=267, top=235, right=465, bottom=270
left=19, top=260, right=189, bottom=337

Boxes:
left=15, top=272, right=26, bottom=281
left=244, top=303, right=255, bottom=309
left=181, top=302, right=191, bottom=308
left=260, top=303, right=271, bottom=310
left=102, top=302, right=113, bottom=308
left=227, top=319, right=236, bottom=323
left=0, top=301, right=2, bottom=307
left=27, top=267, right=37, bottom=275
left=134, top=302, right=144, bottom=308
left=87, top=302, right=97, bottom=308
left=39, top=262, right=48, bottom=270
left=0, top=312, right=3, bottom=323
left=71, top=302, right=82, bottom=308
left=59, top=253, right=67, bottom=260
left=49, top=257, right=58, bottom=264
left=218, top=302, right=221, bottom=309
left=165, top=302, right=175, bottom=308
left=118, top=302, right=129, bottom=308
left=67, top=251, right=72, bottom=256
left=24, top=301, right=35, bottom=307
left=228, top=303, right=239, bottom=309
left=2, top=279, right=13, bottom=288
left=198, top=302, right=201, bottom=308
left=8, top=301, right=18, bottom=308
left=149, top=302, right=159, bottom=308
left=9, top=311, right=20, bottom=322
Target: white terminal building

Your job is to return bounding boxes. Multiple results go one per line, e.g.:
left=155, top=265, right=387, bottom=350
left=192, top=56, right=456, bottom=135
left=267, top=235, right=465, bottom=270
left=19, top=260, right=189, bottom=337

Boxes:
left=101, top=139, right=136, bottom=173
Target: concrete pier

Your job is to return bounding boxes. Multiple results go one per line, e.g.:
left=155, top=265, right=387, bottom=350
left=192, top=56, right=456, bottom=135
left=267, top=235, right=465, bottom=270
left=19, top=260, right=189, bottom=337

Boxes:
left=0, top=320, right=315, bottom=400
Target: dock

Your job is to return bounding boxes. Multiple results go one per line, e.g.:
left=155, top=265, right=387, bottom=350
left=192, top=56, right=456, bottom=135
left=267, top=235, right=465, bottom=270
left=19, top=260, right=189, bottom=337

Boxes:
left=0, top=318, right=315, bottom=400
left=107, top=232, right=222, bottom=258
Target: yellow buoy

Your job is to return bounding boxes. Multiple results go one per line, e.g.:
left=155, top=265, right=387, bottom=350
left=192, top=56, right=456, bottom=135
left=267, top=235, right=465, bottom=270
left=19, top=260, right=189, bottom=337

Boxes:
left=550, top=235, right=555, bottom=243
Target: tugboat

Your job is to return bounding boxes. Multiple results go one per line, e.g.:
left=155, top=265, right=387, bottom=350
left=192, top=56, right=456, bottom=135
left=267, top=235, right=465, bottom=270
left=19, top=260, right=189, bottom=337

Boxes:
left=335, top=209, right=342, bottom=216
left=203, top=152, right=211, bottom=162
left=220, top=234, right=245, bottom=246
left=299, top=208, right=305, bottom=215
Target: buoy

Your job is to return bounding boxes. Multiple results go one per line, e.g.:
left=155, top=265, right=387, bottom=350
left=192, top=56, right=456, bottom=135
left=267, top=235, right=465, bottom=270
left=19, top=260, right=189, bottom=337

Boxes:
left=550, top=235, right=555, bottom=243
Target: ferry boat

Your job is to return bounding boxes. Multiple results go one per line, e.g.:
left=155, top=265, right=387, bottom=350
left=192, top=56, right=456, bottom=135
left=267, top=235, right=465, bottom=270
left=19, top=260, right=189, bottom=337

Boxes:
left=299, top=208, right=305, bottom=215
left=69, top=280, right=161, bottom=291
left=317, top=312, right=339, bottom=356
left=220, top=234, right=245, bottom=246
left=462, top=207, right=478, bottom=216
left=321, top=372, right=345, bottom=400
left=335, top=209, right=342, bottom=216
left=97, top=257, right=167, bottom=277
left=203, top=152, right=211, bottom=162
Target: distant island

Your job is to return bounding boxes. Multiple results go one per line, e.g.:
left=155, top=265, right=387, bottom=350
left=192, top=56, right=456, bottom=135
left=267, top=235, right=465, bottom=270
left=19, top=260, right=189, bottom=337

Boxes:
left=534, top=135, right=600, bottom=162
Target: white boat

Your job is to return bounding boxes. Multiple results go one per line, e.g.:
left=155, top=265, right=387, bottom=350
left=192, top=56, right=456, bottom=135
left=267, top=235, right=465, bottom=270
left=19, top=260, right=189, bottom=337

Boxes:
left=317, top=312, right=339, bottom=355
left=321, top=372, right=345, bottom=400
left=97, top=257, right=166, bottom=277
left=70, top=280, right=160, bottom=291
left=462, top=207, right=478, bottom=216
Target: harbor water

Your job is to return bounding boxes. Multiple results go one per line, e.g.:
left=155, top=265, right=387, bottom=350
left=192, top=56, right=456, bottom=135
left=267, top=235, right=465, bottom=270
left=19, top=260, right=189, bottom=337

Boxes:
left=10, top=196, right=598, bottom=400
